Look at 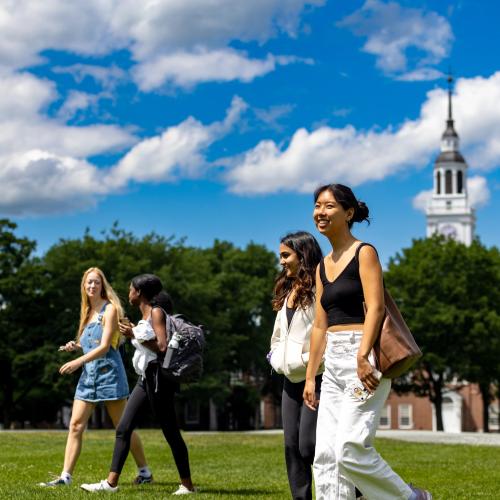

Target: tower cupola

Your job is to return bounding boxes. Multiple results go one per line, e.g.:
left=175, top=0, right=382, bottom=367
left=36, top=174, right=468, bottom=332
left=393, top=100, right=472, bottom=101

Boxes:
left=425, top=73, right=475, bottom=245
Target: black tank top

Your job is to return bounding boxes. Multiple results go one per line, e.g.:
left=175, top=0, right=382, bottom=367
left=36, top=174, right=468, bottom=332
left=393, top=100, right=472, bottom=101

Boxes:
left=320, top=243, right=376, bottom=326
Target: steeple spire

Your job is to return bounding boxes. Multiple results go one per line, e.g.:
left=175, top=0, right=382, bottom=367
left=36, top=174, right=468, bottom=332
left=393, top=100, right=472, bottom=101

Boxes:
left=442, top=71, right=458, bottom=140
left=447, top=73, right=453, bottom=122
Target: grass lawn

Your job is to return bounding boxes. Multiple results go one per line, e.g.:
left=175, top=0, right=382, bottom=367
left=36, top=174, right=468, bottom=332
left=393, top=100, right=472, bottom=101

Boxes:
left=0, top=430, right=498, bottom=499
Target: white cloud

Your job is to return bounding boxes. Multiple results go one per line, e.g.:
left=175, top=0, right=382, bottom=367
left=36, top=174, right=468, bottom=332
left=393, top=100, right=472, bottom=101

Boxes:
left=396, top=68, right=445, bottom=82
left=412, top=176, right=490, bottom=213
left=0, top=150, right=107, bottom=215
left=225, top=72, right=500, bottom=194
left=56, top=90, right=100, bottom=121
left=0, top=0, right=323, bottom=88
left=133, top=48, right=311, bottom=91
left=111, top=96, right=247, bottom=185
left=467, top=176, right=490, bottom=208
left=0, top=95, right=247, bottom=215
left=0, top=1, right=122, bottom=69
left=53, top=64, right=127, bottom=91
left=412, top=189, right=432, bottom=213
left=254, top=104, right=295, bottom=131
left=338, top=0, right=452, bottom=80
left=0, top=72, right=136, bottom=158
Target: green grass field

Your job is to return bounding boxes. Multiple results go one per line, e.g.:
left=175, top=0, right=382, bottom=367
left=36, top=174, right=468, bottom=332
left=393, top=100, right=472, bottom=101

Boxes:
left=0, top=430, right=498, bottom=499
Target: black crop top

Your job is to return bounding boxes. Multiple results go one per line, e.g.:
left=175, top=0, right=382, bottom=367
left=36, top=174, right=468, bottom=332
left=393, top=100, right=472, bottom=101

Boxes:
left=320, top=243, right=376, bottom=326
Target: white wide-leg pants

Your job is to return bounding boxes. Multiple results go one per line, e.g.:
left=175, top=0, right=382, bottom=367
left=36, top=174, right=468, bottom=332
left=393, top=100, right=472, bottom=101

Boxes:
left=313, top=331, right=413, bottom=500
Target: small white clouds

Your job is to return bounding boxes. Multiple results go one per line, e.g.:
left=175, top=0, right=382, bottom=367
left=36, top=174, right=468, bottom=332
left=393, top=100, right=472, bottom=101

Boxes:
left=396, top=68, right=444, bottom=82
left=338, top=0, right=453, bottom=81
left=53, top=64, right=127, bottom=91
left=412, top=176, right=490, bottom=213
left=224, top=72, right=500, bottom=195
left=254, top=104, right=295, bottom=132
left=56, top=90, right=100, bottom=121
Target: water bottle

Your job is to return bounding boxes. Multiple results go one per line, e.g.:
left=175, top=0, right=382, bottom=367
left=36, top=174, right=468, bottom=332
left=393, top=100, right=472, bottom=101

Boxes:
left=169, top=332, right=181, bottom=349
left=164, top=332, right=181, bottom=368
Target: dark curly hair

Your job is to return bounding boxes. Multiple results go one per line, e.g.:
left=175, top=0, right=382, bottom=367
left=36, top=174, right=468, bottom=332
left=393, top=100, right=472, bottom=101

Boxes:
left=272, top=231, right=323, bottom=311
left=130, top=274, right=174, bottom=314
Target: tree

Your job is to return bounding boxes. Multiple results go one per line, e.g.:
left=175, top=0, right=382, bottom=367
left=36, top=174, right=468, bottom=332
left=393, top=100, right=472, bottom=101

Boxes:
left=385, top=235, right=469, bottom=431
left=40, top=227, right=278, bottom=429
left=458, top=241, right=500, bottom=432
left=0, top=220, right=56, bottom=427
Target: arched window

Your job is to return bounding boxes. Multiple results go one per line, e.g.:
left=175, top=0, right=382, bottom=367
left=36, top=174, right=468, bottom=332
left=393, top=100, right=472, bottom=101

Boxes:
left=457, top=171, right=463, bottom=194
left=436, top=171, right=441, bottom=194
left=445, top=170, right=453, bottom=194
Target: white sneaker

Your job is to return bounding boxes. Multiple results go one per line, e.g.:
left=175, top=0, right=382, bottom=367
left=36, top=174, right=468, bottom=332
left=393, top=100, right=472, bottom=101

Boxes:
left=81, top=480, right=118, bottom=493
left=172, top=484, right=197, bottom=495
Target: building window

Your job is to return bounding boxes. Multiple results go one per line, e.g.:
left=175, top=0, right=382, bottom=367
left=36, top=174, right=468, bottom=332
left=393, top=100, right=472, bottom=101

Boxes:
left=445, top=170, right=453, bottom=194
left=398, top=404, right=413, bottom=429
left=457, top=171, right=463, bottom=194
left=185, top=400, right=200, bottom=425
left=489, top=405, right=499, bottom=431
left=378, top=405, right=391, bottom=429
left=436, top=171, right=441, bottom=194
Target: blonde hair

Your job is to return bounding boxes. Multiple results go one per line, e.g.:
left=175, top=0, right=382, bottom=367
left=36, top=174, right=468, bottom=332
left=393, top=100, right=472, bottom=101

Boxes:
left=77, top=267, right=124, bottom=341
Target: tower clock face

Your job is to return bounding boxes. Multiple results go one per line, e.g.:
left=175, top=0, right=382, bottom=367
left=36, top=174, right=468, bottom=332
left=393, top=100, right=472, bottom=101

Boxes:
left=439, top=224, right=458, bottom=239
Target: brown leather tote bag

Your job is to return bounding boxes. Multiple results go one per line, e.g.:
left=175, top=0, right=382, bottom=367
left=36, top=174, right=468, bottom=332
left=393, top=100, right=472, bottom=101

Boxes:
left=371, top=289, right=422, bottom=378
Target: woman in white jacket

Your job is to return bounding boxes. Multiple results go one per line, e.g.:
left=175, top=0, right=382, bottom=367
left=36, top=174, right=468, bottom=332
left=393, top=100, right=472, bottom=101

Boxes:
left=269, top=231, right=323, bottom=500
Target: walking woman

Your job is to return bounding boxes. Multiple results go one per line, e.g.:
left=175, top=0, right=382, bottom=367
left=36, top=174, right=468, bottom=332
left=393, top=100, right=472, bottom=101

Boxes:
left=81, top=274, right=195, bottom=495
left=269, top=231, right=323, bottom=500
left=303, top=184, right=431, bottom=500
left=40, top=267, right=151, bottom=487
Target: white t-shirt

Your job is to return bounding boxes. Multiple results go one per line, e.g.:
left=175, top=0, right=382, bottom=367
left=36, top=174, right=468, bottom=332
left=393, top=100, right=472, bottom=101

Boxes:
left=131, top=320, right=157, bottom=377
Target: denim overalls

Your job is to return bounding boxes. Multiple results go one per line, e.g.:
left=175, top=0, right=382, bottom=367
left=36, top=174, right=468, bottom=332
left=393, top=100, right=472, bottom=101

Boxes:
left=74, top=303, right=129, bottom=402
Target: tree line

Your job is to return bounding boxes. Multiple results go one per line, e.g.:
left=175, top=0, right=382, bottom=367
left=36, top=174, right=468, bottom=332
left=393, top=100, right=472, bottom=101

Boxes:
left=1, top=218, right=499, bottom=431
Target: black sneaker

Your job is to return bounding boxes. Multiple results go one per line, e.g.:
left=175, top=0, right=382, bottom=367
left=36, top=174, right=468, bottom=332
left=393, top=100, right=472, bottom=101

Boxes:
left=39, top=477, right=70, bottom=487
left=133, top=474, right=153, bottom=485
left=409, top=484, right=433, bottom=500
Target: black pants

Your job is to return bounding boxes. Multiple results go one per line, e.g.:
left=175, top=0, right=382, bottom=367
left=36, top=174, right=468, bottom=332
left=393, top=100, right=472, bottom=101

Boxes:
left=282, top=375, right=322, bottom=500
left=110, top=363, right=191, bottom=479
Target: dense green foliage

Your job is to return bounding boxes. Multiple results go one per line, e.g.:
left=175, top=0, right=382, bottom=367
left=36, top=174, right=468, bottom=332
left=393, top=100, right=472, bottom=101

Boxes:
left=0, top=430, right=498, bottom=499
left=0, top=221, right=278, bottom=428
left=385, top=235, right=500, bottom=431
left=2, top=220, right=500, bottom=431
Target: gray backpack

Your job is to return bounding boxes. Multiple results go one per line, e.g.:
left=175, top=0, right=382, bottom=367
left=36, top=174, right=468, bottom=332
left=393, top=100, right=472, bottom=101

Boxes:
left=161, top=314, right=206, bottom=383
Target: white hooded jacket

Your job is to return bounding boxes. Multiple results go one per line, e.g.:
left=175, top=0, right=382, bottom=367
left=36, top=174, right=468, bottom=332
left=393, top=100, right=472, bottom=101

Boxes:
left=269, top=298, right=322, bottom=383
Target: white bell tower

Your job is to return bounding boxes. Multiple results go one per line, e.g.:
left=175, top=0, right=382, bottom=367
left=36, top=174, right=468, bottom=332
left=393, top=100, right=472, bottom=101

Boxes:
left=426, top=75, right=475, bottom=245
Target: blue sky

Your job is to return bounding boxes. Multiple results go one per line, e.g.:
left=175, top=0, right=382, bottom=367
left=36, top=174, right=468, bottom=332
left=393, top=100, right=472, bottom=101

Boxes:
left=2, top=0, right=499, bottom=265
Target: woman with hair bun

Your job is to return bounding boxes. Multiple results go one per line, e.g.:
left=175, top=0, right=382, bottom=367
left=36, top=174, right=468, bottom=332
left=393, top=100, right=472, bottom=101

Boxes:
left=39, top=267, right=150, bottom=488
left=303, top=184, right=431, bottom=499
left=81, top=274, right=195, bottom=495
left=269, top=231, right=323, bottom=500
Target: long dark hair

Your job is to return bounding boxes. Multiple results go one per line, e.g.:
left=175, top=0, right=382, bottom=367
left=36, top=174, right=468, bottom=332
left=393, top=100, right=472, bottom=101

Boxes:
left=272, top=231, right=323, bottom=311
left=131, top=274, right=174, bottom=314
left=314, top=183, right=370, bottom=228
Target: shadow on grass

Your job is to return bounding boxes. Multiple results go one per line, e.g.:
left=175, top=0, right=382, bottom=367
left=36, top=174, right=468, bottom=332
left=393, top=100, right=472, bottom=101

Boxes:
left=198, top=488, right=279, bottom=496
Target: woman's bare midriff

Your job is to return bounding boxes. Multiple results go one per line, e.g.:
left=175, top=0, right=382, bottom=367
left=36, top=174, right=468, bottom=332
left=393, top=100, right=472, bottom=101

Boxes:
left=327, top=323, right=364, bottom=333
